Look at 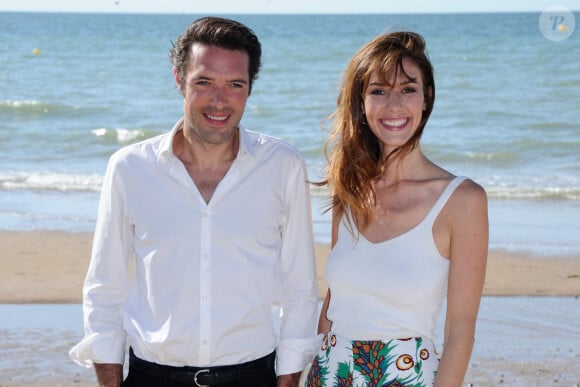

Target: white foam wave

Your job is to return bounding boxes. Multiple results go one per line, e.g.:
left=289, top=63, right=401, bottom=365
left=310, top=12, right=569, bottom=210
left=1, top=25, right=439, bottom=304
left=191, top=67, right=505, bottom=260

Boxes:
left=91, top=127, right=145, bottom=144
left=0, top=172, right=102, bottom=192
left=309, top=180, right=580, bottom=201
left=2, top=172, right=578, bottom=201
left=2, top=99, right=42, bottom=107
left=486, top=185, right=580, bottom=201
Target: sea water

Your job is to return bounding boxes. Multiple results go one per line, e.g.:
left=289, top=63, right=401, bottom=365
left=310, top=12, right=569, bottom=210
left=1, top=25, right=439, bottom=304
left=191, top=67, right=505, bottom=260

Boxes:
left=1, top=12, right=579, bottom=254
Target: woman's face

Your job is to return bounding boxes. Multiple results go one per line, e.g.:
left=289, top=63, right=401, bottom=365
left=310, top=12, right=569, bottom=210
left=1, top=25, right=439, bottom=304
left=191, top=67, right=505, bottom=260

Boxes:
left=363, top=57, right=427, bottom=155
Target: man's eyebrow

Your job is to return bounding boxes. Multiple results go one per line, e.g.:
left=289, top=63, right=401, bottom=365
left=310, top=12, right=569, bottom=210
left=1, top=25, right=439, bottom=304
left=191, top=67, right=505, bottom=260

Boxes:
left=228, top=78, right=249, bottom=84
left=190, top=76, right=248, bottom=83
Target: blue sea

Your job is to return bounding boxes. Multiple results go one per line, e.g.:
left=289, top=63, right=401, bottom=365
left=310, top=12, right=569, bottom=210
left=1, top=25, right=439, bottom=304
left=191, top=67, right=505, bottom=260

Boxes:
left=1, top=12, right=579, bottom=255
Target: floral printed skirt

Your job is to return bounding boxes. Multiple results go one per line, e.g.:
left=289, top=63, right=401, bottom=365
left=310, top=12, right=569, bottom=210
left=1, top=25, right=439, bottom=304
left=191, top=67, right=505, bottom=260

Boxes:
left=304, top=332, right=439, bottom=387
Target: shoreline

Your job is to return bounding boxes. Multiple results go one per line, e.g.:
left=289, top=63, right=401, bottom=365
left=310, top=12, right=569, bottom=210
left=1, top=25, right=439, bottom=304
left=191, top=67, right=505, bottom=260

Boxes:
left=1, top=230, right=580, bottom=303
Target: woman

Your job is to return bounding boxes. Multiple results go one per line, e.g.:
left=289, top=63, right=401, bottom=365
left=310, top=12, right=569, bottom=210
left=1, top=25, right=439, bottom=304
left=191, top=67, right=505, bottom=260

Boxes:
left=305, top=31, right=488, bottom=386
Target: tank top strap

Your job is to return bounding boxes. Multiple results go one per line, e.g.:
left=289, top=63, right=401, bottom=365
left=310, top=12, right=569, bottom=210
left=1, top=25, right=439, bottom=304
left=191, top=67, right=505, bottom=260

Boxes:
left=423, top=176, right=468, bottom=225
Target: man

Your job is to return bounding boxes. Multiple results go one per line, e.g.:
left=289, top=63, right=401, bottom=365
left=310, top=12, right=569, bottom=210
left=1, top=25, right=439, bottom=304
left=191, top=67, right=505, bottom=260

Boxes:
left=69, top=16, right=319, bottom=387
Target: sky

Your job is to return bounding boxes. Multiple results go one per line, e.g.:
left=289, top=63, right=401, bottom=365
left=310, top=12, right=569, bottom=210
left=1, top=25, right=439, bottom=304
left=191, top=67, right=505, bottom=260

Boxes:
left=0, top=0, right=578, bottom=14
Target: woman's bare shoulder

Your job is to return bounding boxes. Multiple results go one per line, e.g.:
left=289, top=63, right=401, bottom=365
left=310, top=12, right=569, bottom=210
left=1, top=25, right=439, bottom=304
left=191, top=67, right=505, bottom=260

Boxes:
left=448, top=177, right=488, bottom=220
left=456, top=178, right=487, bottom=201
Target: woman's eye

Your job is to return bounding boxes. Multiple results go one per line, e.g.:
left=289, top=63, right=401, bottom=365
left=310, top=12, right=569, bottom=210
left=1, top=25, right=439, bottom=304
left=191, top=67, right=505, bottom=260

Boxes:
left=369, top=89, right=385, bottom=95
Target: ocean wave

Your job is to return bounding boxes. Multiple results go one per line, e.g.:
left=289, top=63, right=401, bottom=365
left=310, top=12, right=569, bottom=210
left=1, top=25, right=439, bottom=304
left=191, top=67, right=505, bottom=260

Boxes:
left=463, top=151, right=516, bottom=162
left=0, top=99, right=100, bottom=117
left=91, top=127, right=150, bottom=144
left=0, top=172, right=102, bottom=192
left=426, top=143, right=578, bottom=165
left=309, top=181, right=580, bottom=201
left=423, top=147, right=518, bottom=165
left=2, top=171, right=578, bottom=201
left=0, top=99, right=49, bottom=113
left=485, top=185, right=580, bottom=201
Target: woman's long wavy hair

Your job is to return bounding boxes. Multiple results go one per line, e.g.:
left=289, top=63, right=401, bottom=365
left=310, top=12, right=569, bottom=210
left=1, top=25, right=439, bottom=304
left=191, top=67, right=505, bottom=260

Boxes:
left=320, top=31, right=435, bottom=233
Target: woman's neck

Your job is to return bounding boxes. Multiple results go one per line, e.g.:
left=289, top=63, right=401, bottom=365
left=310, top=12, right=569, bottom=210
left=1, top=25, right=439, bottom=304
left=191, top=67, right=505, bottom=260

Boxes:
left=378, top=147, right=431, bottom=185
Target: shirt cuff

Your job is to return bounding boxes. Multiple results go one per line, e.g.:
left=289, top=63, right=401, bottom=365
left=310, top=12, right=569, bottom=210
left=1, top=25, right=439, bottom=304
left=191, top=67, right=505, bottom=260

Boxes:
left=276, top=334, right=323, bottom=375
left=69, top=331, right=126, bottom=367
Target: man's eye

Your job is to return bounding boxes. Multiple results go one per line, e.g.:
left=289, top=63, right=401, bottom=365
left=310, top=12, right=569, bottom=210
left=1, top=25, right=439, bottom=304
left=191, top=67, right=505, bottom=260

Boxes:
left=402, top=87, right=416, bottom=93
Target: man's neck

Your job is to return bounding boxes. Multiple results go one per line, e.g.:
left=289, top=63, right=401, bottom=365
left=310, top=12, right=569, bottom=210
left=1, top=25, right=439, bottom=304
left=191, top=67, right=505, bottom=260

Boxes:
left=173, top=127, right=240, bottom=203
left=175, top=128, right=239, bottom=168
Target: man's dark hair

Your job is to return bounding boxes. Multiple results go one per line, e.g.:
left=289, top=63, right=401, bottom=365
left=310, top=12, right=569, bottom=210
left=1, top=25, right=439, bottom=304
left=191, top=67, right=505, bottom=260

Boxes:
left=169, top=16, right=262, bottom=95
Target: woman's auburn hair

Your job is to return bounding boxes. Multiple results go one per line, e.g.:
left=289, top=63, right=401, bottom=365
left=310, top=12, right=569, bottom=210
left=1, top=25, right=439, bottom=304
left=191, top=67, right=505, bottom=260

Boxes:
left=320, top=31, right=435, bottom=232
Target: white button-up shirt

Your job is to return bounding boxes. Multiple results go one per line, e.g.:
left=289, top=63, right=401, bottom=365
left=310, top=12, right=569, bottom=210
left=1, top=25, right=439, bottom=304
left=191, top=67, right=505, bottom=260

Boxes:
left=69, top=119, right=319, bottom=375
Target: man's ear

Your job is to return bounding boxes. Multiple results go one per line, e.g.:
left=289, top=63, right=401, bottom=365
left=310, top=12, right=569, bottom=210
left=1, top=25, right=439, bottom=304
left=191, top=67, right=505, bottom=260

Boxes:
left=173, top=67, right=182, bottom=92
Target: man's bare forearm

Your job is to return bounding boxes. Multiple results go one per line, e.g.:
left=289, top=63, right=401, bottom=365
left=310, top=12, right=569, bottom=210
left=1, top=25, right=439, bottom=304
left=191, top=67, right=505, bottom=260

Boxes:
left=94, top=363, right=123, bottom=387
left=277, top=371, right=302, bottom=387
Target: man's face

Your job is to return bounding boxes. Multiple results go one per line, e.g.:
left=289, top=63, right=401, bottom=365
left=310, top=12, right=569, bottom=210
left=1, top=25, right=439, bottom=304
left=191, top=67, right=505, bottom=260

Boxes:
left=176, top=43, right=250, bottom=145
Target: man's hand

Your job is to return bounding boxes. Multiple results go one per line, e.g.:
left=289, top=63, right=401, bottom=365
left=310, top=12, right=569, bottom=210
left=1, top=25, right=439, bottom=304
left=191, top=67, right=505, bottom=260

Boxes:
left=277, top=371, right=302, bottom=387
left=94, top=363, right=123, bottom=387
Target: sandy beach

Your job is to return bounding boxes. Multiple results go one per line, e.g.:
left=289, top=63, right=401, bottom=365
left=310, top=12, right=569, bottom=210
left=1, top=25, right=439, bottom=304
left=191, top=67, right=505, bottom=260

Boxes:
left=1, top=230, right=579, bottom=386
left=1, top=231, right=580, bottom=303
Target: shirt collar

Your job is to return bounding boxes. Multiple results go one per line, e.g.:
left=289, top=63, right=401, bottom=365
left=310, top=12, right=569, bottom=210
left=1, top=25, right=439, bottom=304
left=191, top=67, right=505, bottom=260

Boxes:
left=158, top=118, right=256, bottom=162
left=158, top=118, right=183, bottom=163
left=237, top=125, right=255, bottom=161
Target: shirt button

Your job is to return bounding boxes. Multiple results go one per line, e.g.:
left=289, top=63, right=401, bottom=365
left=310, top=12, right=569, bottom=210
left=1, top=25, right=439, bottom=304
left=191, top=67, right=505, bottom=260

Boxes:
left=201, top=297, right=208, bottom=303
left=202, top=340, right=208, bottom=345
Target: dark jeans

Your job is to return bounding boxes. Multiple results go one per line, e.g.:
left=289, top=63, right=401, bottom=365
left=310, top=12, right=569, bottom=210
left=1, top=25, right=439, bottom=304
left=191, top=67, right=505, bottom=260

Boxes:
left=122, top=350, right=277, bottom=387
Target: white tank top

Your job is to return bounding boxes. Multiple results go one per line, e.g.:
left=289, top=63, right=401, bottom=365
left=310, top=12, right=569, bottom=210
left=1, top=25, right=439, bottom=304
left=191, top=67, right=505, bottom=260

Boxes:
left=326, top=176, right=466, bottom=340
